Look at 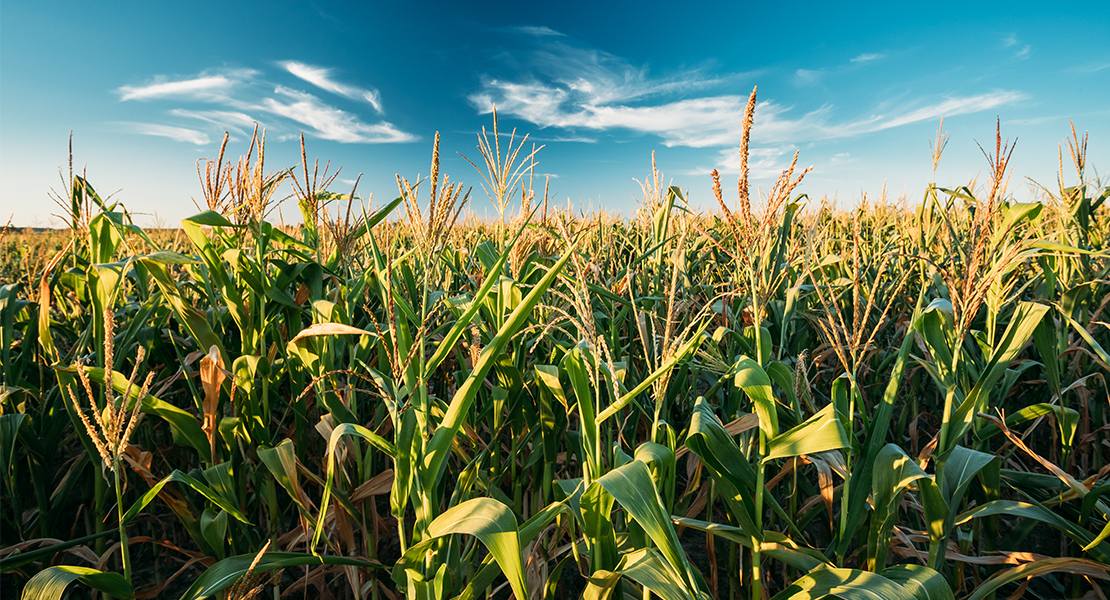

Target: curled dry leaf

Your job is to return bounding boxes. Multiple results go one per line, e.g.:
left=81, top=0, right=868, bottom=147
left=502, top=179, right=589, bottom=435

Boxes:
left=289, top=323, right=376, bottom=345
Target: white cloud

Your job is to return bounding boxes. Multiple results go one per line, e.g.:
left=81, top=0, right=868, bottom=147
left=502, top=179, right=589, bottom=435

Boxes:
left=118, top=75, right=235, bottom=101
left=514, top=25, right=565, bottom=37
left=262, top=86, right=415, bottom=143
left=1002, top=34, right=1031, bottom=59
left=115, top=64, right=415, bottom=145
left=794, top=69, right=822, bottom=86
left=470, top=40, right=1025, bottom=149
left=851, top=53, right=884, bottom=63
left=281, top=61, right=384, bottom=114
left=118, top=123, right=210, bottom=145
left=169, top=109, right=261, bottom=137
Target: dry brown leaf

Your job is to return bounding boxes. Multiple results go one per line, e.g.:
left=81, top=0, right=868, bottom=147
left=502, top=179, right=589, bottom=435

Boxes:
left=289, top=323, right=376, bottom=345
left=350, top=469, right=395, bottom=503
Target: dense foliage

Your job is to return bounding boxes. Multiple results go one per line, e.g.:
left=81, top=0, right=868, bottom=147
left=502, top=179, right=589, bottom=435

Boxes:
left=1, top=111, right=1109, bottom=599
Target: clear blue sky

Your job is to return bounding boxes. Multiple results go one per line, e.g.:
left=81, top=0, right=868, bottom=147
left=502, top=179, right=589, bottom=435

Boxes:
left=2, top=1, right=1107, bottom=227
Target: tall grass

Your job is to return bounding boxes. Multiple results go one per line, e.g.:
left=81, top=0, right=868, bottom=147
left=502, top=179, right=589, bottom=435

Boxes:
left=1, top=113, right=1108, bottom=600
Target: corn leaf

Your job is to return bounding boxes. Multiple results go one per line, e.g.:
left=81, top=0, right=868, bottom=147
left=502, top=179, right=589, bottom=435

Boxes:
left=22, top=566, right=132, bottom=600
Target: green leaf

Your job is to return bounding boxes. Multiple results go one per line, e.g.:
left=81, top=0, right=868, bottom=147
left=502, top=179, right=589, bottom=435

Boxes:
left=915, top=299, right=957, bottom=387
left=672, top=517, right=831, bottom=572
left=770, top=566, right=915, bottom=600
left=122, top=470, right=249, bottom=526
left=947, top=302, right=1049, bottom=447
left=178, top=552, right=383, bottom=600
left=594, top=460, right=699, bottom=593
left=764, top=403, right=848, bottom=462
left=956, top=500, right=1110, bottom=562
left=966, top=557, right=1110, bottom=600
left=684, top=397, right=761, bottom=538
left=1056, top=305, right=1110, bottom=368
left=422, top=238, right=579, bottom=489
left=868, top=444, right=937, bottom=571
left=425, top=216, right=532, bottom=375
left=837, top=322, right=918, bottom=558
left=22, top=566, right=133, bottom=600
left=732, top=356, right=778, bottom=439
left=424, top=497, right=528, bottom=600
left=581, top=549, right=700, bottom=600
left=596, top=326, right=707, bottom=424
left=0, top=413, right=27, bottom=475
left=312, top=422, right=396, bottom=550
left=881, top=564, right=954, bottom=600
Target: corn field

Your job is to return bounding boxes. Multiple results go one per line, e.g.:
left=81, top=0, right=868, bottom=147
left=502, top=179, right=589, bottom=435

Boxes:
left=1, top=104, right=1109, bottom=599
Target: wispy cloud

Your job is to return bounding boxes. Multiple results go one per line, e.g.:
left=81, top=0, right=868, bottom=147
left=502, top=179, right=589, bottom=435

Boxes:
left=262, top=86, right=414, bottom=143
left=794, top=68, right=822, bottom=86
left=117, top=123, right=210, bottom=145
left=118, top=74, right=239, bottom=101
left=1002, top=34, right=1031, bottom=59
left=1067, top=61, right=1110, bottom=74
left=169, top=109, right=261, bottom=137
left=281, top=61, right=384, bottom=114
left=851, top=53, right=884, bottom=63
left=514, top=25, right=565, bottom=37
left=471, top=36, right=1024, bottom=150
left=115, top=64, right=415, bottom=145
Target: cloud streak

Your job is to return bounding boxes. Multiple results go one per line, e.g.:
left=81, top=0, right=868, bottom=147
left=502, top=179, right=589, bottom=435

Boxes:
left=119, top=75, right=236, bottom=101
left=281, top=61, right=384, bottom=114
left=115, top=64, right=415, bottom=145
left=851, top=53, right=884, bottom=63
left=262, top=86, right=414, bottom=143
left=470, top=38, right=1025, bottom=149
left=117, top=123, right=210, bottom=145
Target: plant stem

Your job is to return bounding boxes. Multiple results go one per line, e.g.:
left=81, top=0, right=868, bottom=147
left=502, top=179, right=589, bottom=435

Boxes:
left=752, top=429, right=766, bottom=600
left=114, top=457, right=132, bottom=586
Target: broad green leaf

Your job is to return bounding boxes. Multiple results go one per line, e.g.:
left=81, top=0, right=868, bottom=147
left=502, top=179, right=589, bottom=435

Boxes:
left=837, top=322, right=918, bottom=558
left=140, top=258, right=228, bottom=362
left=672, top=517, right=831, bottom=572
left=313, top=422, right=396, bottom=550
left=425, top=216, right=531, bottom=375
left=956, top=500, right=1110, bottom=562
left=966, top=557, right=1110, bottom=600
left=452, top=500, right=574, bottom=600
left=122, top=470, right=249, bottom=526
left=596, top=326, right=707, bottom=424
left=178, top=552, right=383, bottom=600
left=685, top=397, right=761, bottom=538
left=869, top=444, right=936, bottom=571
left=22, top=566, right=133, bottom=600
left=915, top=299, right=957, bottom=387
left=614, top=548, right=699, bottom=600
left=1056, top=305, right=1110, bottom=367
left=881, top=564, right=954, bottom=600
left=764, top=404, right=848, bottom=462
left=770, top=566, right=915, bottom=600
left=422, top=238, right=578, bottom=488
left=594, top=460, right=698, bottom=593
left=423, top=497, right=528, bottom=600
left=947, top=302, right=1049, bottom=447
left=732, top=356, right=778, bottom=439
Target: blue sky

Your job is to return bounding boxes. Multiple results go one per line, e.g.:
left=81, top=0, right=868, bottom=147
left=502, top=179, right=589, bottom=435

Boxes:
left=2, top=1, right=1107, bottom=227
